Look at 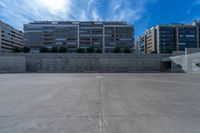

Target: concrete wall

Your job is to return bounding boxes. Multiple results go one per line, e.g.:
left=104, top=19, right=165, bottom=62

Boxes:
left=170, top=52, right=200, bottom=73
left=100, top=54, right=167, bottom=72
left=0, top=55, right=25, bottom=73
left=0, top=53, right=171, bottom=73
left=186, top=48, right=200, bottom=54
left=187, top=53, right=200, bottom=72
left=0, top=27, right=2, bottom=53
left=25, top=54, right=171, bottom=73
left=25, top=54, right=100, bottom=73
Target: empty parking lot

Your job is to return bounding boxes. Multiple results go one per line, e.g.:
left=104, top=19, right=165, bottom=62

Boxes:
left=0, top=73, right=200, bottom=133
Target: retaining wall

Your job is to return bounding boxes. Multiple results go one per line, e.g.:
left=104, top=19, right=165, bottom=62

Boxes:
left=0, top=55, right=25, bottom=73
left=0, top=53, right=171, bottom=73
left=170, top=52, right=200, bottom=73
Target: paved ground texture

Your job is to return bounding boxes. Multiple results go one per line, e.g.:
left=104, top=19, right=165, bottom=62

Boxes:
left=0, top=73, right=200, bottom=133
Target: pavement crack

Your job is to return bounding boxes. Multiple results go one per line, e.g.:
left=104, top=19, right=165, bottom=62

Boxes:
left=97, top=74, right=104, bottom=133
left=0, top=115, right=99, bottom=118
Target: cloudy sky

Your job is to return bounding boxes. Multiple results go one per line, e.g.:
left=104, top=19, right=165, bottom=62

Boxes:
left=1, top=0, right=200, bottom=36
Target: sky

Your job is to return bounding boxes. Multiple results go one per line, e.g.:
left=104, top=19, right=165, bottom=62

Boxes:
left=1, top=0, right=200, bottom=37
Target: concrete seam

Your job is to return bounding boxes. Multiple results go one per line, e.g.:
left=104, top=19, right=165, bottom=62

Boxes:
left=97, top=75, right=104, bottom=133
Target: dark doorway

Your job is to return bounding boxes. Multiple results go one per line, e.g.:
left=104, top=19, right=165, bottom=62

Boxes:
left=161, top=61, right=171, bottom=72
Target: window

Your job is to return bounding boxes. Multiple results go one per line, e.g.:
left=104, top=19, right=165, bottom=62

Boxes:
left=55, top=38, right=66, bottom=41
left=179, top=43, right=186, bottom=46
left=185, top=35, right=195, bottom=38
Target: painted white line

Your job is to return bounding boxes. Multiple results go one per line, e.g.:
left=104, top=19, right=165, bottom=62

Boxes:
left=96, top=76, right=104, bottom=79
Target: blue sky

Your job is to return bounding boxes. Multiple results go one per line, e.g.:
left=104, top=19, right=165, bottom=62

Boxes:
left=1, top=0, right=200, bottom=37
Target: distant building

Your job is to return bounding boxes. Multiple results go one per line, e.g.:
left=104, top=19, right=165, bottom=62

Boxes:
left=192, top=20, right=200, bottom=48
left=145, top=27, right=157, bottom=53
left=24, top=21, right=134, bottom=53
left=141, top=21, right=200, bottom=53
left=136, top=35, right=146, bottom=54
left=0, top=20, right=23, bottom=53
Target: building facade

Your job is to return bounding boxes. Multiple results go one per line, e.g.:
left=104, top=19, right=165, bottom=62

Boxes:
left=0, top=20, right=23, bottom=53
left=24, top=21, right=134, bottom=53
left=142, top=21, right=200, bottom=54
left=145, top=28, right=157, bottom=53
left=136, top=35, right=146, bottom=54
left=192, top=20, right=200, bottom=48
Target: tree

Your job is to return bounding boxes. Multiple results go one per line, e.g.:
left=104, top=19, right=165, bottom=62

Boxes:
left=86, top=47, right=94, bottom=53
left=23, top=47, right=30, bottom=53
left=123, top=48, right=132, bottom=53
left=151, top=51, right=157, bottom=54
left=51, top=46, right=58, bottom=53
left=76, top=48, right=85, bottom=53
left=13, top=47, right=22, bottom=53
left=58, top=46, right=67, bottom=53
left=113, top=47, right=121, bottom=53
left=40, top=47, right=49, bottom=53
left=96, top=49, right=102, bottom=53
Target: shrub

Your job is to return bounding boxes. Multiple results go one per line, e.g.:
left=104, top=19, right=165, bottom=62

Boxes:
left=113, top=47, right=121, bottom=53
left=13, top=47, right=22, bottom=53
left=23, top=47, right=30, bottom=53
left=123, top=48, right=132, bottom=53
left=58, top=46, right=68, bottom=53
left=86, top=47, right=94, bottom=53
left=51, top=46, right=58, bottom=53
left=76, top=48, right=85, bottom=53
left=40, top=47, right=49, bottom=53
left=96, top=49, right=102, bottom=53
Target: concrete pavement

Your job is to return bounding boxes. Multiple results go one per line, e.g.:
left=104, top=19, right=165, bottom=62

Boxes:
left=0, top=73, right=200, bottom=133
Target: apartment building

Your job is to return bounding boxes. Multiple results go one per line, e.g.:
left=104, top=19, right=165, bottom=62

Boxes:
left=145, top=28, right=157, bottom=53
left=0, top=20, right=23, bottom=53
left=142, top=21, right=200, bottom=53
left=24, top=21, right=134, bottom=53
left=192, top=20, right=200, bottom=48
left=136, top=35, right=146, bottom=54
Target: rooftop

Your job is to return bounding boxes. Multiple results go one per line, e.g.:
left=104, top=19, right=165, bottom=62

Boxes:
left=28, top=21, right=129, bottom=25
left=0, top=73, right=199, bottom=133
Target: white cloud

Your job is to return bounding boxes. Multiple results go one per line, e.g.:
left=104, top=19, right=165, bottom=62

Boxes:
left=92, top=10, right=102, bottom=21
left=88, top=0, right=96, bottom=10
left=109, top=0, right=157, bottom=23
left=80, top=11, right=88, bottom=20
left=0, top=0, right=97, bottom=29
left=0, top=0, right=156, bottom=30
left=186, top=0, right=200, bottom=14
left=36, top=0, right=71, bottom=15
left=196, top=0, right=200, bottom=4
